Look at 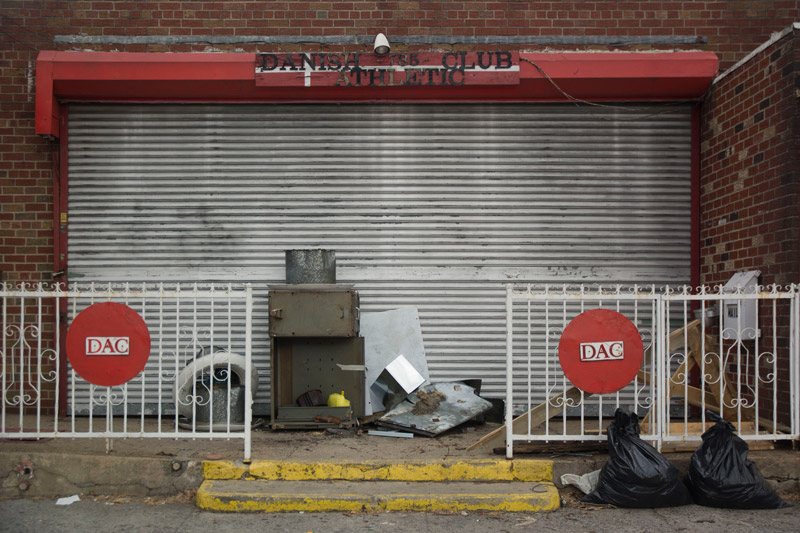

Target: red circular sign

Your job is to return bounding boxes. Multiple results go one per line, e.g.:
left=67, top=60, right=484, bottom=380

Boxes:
left=558, top=309, right=643, bottom=394
left=66, top=302, right=151, bottom=387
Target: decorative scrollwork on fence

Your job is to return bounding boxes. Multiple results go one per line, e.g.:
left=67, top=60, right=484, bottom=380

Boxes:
left=93, top=388, right=125, bottom=407
left=716, top=336, right=758, bottom=409
left=160, top=350, right=180, bottom=382
left=756, top=351, right=776, bottom=385
left=179, top=327, right=212, bottom=360
left=176, top=364, right=231, bottom=408
left=40, top=349, right=58, bottom=382
left=177, top=389, right=212, bottom=409
left=634, top=326, right=655, bottom=411
left=726, top=393, right=755, bottom=410
left=549, top=389, right=581, bottom=409
left=543, top=326, right=564, bottom=397
left=667, top=351, right=688, bottom=385
left=171, top=326, right=216, bottom=408
left=635, top=394, right=654, bottom=410
left=546, top=326, right=563, bottom=341
left=703, top=351, right=724, bottom=384
left=2, top=324, right=55, bottom=407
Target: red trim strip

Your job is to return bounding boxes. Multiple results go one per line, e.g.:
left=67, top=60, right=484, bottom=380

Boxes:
left=36, top=51, right=718, bottom=137
left=691, top=105, right=701, bottom=293
left=36, top=51, right=60, bottom=137
left=57, top=107, right=69, bottom=416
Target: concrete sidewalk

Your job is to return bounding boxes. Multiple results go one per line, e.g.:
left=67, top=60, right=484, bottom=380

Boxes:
left=1, top=419, right=509, bottom=499
left=1, top=417, right=799, bottom=506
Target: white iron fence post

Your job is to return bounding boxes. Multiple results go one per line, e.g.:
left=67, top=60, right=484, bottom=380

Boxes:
left=505, top=283, right=514, bottom=460
left=244, top=282, right=253, bottom=463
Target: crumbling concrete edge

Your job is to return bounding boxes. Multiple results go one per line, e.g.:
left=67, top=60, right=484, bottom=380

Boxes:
left=0, top=452, right=203, bottom=499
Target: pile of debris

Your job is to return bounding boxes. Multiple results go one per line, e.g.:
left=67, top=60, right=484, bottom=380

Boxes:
left=266, top=250, right=495, bottom=438
left=281, top=306, right=495, bottom=438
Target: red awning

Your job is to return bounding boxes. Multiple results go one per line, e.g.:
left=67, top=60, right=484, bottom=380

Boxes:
left=36, top=50, right=718, bottom=137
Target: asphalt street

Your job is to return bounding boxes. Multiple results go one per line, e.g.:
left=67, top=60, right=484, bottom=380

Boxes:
left=1, top=496, right=799, bottom=533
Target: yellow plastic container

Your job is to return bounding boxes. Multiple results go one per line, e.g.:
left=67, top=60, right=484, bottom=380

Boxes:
left=327, top=391, right=350, bottom=407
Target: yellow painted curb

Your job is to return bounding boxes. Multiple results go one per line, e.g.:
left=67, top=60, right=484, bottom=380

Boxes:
left=203, top=460, right=248, bottom=480
left=196, top=480, right=561, bottom=513
left=246, top=459, right=553, bottom=482
left=197, top=490, right=367, bottom=513
left=513, top=459, right=554, bottom=482
left=379, top=492, right=560, bottom=513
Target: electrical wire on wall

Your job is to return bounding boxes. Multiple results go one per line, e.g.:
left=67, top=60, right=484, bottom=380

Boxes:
left=520, top=57, right=714, bottom=121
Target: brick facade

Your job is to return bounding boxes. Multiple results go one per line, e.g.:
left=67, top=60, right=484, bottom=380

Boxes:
left=700, top=29, right=799, bottom=288
left=699, top=28, right=798, bottom=423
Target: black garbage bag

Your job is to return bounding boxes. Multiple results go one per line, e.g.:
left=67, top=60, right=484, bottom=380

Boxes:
left=583, top=409, right=692, bottom=508
left=684, top=411, right=788, bottom=509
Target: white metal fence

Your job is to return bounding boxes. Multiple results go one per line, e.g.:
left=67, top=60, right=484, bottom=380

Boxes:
left=0, top=282, right=254, bottom=460
left=505, top=284, right=800, bottom=458
left=5, top=280, right=797, bottom=462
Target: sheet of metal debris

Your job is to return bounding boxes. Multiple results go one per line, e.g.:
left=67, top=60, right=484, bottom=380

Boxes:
left=361, top=307, right=430, bottom=416
left=376, top=382, right=492, bottom=437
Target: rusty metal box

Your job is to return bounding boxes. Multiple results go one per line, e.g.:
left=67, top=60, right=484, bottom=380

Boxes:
left=268, top=285, right=359, bottom=337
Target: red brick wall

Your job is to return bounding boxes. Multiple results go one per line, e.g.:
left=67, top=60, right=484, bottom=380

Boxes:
left=700, top=30, right=799, bottom=289
left=3, top=2, right=799, bottom=66
left=700, top=29, right=798, bottom=423
left=0, top=58, right=53, bottom=284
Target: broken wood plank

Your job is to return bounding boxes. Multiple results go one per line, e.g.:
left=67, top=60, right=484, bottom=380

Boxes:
left=650, top=420, right=775, bottom=452
left=755, top=417, right=792, bottom=434
left=466, top=386, right=585, bottom=452
left=641, top=320, right=761, bottom=428
left=640, top=420, right=757, bottom=435
left=659, top=440, right=774, bottom=453
left=666, top=319, right=702, bottom=352
left=668, top=383, right=721, bottom=409
left=639, top=320, right=702, bottom=429
left=493, top=441, right=607, bottom=455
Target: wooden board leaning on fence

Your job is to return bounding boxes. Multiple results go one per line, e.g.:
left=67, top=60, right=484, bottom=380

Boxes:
left=468, top=319, right=783, bottom=453
left=637, top=318, right=749, bottom=431
left=638, top=319, right=788, bottom=449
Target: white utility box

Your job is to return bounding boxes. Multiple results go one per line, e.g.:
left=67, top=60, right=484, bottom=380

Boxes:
left=721, top=270, right=761, bottom=340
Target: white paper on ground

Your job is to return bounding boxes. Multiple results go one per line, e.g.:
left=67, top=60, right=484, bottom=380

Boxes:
left=56, top=495, right=81, bottom=506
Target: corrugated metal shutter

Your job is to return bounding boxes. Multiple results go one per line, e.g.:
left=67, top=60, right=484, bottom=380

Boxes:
left=67, top=103, right=692, bottom=412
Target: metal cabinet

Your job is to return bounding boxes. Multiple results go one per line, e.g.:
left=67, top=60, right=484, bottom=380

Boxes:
left=268, top=286, right=359, bottom=337
left=268, top=285, right=364, bottom=429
